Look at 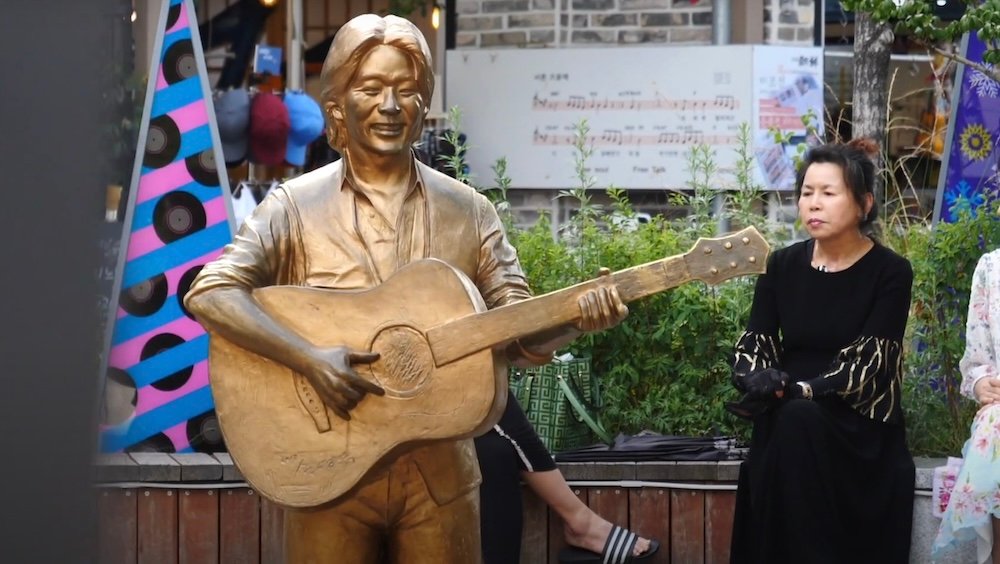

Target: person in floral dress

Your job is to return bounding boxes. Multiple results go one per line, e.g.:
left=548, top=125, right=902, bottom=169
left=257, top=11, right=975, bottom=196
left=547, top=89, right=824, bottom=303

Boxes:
left=934, top=249, right=1000, bottom=564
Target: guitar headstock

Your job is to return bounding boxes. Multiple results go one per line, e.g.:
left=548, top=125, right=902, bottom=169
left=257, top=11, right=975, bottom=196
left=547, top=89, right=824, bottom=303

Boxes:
left=684, top=227, right=770, bottom=285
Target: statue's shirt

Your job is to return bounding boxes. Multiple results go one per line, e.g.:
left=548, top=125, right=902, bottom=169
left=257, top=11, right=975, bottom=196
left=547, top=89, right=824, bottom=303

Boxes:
left=189, top=158, right=531, bottom=308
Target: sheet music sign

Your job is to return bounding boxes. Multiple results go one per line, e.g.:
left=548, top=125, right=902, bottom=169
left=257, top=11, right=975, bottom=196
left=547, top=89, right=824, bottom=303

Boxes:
left=446, top=45, right=823, bottom=191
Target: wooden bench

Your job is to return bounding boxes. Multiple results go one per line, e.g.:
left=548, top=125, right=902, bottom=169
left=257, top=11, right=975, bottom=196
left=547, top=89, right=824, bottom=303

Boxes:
left=94, top=455, right=969, bottom=563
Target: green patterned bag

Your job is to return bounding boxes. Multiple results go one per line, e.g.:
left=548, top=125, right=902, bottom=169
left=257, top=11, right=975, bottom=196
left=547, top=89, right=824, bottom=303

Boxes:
left=509, top=357, right=612, bottom=453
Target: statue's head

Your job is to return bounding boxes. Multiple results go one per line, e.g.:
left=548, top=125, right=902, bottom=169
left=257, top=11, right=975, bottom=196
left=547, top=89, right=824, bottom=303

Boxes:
left=320, top=15, right=433, bottom=155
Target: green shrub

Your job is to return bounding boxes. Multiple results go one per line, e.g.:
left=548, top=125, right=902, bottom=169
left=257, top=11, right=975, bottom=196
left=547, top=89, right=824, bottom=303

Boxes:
left=892, top=200, right=1000, bottom=456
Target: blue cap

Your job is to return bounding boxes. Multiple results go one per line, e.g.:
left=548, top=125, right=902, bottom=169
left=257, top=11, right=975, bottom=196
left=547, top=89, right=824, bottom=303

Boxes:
left=284, top=91, right=325, bottom=167
left=214, top=88, right=251, bottom=167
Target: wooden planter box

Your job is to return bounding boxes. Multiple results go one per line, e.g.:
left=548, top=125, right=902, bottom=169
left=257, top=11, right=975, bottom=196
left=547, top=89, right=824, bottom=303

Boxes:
left=95, top=454, right=739, bottom=564
left=95, top=455, right=963, bottom=563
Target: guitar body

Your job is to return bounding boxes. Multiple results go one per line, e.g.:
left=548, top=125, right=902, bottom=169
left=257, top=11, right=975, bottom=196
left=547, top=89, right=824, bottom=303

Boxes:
left=208, top=259, right=507, bottom=508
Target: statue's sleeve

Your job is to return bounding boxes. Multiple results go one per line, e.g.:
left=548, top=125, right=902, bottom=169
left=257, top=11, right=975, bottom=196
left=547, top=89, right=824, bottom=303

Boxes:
left=186, top=188, right=299, bottom=300
left=472, top=193, right=532, bottom=309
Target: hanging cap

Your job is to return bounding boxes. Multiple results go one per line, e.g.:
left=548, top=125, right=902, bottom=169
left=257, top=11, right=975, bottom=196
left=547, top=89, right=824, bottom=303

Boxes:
left=248, top=91, right=290, bottom=166
left=284, top=91, right=325, bottom=167
left=214, top=88, right=251, bottom=167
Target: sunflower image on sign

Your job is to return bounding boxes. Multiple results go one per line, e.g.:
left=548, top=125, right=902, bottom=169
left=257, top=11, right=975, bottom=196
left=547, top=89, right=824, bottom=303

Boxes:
left=960, top=123, right=993, bottom=161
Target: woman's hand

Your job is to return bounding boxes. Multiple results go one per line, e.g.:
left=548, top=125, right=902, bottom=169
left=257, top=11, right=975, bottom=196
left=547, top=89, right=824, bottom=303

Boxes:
left=742, top=368, right=790, bottom=400
left=973, top=376, right=1000, bottom=406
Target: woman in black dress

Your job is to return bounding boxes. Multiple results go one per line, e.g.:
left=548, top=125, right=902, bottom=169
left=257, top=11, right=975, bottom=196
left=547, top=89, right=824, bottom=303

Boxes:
left=728, top=138, right=915, bottom=563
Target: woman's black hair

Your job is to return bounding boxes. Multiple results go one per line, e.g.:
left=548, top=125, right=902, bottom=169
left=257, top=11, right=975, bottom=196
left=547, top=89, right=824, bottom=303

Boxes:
left=794, top=138, right=879, bottom=233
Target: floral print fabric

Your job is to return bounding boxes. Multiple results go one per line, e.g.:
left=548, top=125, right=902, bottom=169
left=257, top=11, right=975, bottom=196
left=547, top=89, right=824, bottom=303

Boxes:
left=960, top=250, right=1000, bottom=400
left=933, top=250, right=1000, bottom=562
left=932, top=404, right=1000, bottom=562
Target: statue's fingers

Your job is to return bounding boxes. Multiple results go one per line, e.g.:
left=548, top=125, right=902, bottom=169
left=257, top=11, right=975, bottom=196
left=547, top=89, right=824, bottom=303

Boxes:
left=577, top=294, right=595, bottom=331
left=610, top=286, right=629, bottom=318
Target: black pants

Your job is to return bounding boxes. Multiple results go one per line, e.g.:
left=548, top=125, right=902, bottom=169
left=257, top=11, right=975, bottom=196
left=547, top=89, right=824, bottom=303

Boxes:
left=475, top=396, right=557, bottom=564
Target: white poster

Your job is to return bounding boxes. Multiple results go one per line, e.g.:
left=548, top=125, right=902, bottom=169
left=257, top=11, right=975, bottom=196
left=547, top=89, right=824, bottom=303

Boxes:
left=751, top=46, right=825, bottom=190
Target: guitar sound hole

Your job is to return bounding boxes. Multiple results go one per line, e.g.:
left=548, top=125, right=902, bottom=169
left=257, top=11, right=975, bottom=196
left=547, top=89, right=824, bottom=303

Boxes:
left=368, top=326, right=432, bottom=398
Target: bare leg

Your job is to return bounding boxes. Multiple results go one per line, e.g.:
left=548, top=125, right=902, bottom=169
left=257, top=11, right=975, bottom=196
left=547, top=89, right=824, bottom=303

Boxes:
left=521, top=468, right=652, bottom=557
left=992, top=517, right=999, bottom=564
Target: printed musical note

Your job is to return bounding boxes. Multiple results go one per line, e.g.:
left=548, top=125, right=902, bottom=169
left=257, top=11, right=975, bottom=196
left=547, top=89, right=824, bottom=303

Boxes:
left=530, top=94, right=741, bottom=112
left=533, top=130, right=738, bottom=148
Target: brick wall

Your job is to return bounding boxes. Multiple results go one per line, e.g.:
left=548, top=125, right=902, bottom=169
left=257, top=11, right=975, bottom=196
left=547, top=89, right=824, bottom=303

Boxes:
left=456, top=0, right=816, bottom=49
left=765, top=0, right=816, bottom=45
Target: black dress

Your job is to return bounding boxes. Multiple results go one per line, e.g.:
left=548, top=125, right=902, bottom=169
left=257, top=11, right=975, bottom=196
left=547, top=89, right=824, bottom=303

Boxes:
left=729, top=240, right=916, bottom=564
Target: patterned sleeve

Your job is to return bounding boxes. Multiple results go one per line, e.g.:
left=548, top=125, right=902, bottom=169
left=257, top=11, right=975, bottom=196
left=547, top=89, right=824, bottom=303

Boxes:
left=805, top=257, right=913, bottom=424
left=959, top=252, right=998, bottom=401
left=732, top=331, right=784, bottom=392
left=731, top=253, right=783, bottom=392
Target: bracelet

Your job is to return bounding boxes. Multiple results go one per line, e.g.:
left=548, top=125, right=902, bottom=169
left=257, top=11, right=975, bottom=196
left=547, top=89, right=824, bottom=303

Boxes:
left=511, top=340, right=555, bottom=365
left=796, top=381, right=814, bottom=400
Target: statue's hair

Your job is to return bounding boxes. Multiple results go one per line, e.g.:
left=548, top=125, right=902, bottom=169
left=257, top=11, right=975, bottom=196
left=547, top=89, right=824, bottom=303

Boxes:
left=319, top=15, right=433, bottom=151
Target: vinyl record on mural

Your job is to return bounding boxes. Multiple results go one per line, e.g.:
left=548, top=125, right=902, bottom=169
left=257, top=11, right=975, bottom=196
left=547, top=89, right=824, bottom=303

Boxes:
left=166, top=2, right=181, bottom=28
left=144, top=115, right=181, bottom=169
left=103, top=368, right=137, bottom=426
left=119, top=273, right=168, bottom=317
left=141, top=333, right=193, bottom=391
left=101, top=0, right=235, bottom=455
left=125, top=432, right=176, bottom=453
left=153, top=191, right=207, bottom=244
left=177, top=265, right=203, bottom=320
left=186, top=149, right=221, bottom=187
left=162, top=38, right=197, bottom=84
left=187, top=410, right=224, bottom=452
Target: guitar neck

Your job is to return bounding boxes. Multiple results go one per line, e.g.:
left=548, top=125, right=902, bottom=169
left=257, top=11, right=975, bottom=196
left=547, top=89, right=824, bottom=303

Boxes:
left=426, top=255, right=690, bottom=366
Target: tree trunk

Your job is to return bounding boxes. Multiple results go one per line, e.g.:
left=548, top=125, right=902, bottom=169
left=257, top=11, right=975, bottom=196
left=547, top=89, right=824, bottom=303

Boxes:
left=852, top=11, right=894, bottom=205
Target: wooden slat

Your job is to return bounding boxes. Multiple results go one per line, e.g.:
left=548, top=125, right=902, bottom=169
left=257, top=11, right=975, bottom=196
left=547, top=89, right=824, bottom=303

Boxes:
left=705, top=491, right=736, bottom=564
left=137, top=489, right=178, bottom=564
left=95, top=453, right=141, bottom=483
left=548, top=487, right=587, bottom=564
left=221, top=489, right=260, bottom=564
left=670, top=490, right=705, bottom=564
left=520, top=487, right=548, bottom=564
left=212, top=453, right=244, bottom=482
left=98, top=489, right=138, bottom=564
left=170, top=453, right=223, bottom=482
left=179, top=489, right=220, bottom=564
left=260, top=498, right=286, bottom=564
left=588, top=487, right=629, bottom=533
left=130, top=453, right=181, bottom=482
left=628, top=488, right=670, bottom=564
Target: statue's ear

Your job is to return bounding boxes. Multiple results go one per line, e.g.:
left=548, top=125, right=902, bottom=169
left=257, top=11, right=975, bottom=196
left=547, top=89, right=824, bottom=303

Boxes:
left=325, top=101, right=343, bottom=121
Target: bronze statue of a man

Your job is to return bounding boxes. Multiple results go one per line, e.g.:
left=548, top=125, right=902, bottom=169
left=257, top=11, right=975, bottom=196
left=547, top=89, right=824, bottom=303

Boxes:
left=185, top=14, right=626, bottom=563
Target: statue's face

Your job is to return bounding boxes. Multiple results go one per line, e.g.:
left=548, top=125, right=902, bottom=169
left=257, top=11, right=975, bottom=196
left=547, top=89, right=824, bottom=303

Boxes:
left=340, top=44, right=425, bottom=157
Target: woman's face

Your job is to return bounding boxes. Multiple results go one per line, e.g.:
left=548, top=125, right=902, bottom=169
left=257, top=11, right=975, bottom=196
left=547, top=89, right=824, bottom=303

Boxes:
left=797, top=162, right=871, bottom=242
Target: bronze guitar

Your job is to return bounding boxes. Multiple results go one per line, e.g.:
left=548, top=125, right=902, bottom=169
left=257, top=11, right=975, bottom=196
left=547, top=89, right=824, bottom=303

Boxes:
left=207, top=226, right=770, bottom=508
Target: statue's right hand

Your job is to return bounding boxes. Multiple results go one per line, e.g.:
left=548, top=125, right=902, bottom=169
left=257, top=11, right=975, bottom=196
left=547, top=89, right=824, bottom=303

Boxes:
left=301, top=346, right=384, bottom=421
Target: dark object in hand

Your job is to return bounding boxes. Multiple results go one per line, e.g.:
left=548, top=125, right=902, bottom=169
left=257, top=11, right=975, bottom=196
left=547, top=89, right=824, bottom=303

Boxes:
left=726, top=368, right=790, bottom=419
left=742, top=368, right=790, bottom=400
left=725, top=395, right=773, bottom=419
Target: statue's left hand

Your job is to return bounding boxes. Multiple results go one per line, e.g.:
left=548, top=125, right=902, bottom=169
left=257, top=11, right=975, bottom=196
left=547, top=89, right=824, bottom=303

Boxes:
left=575, top=285, right=628, bottom=332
